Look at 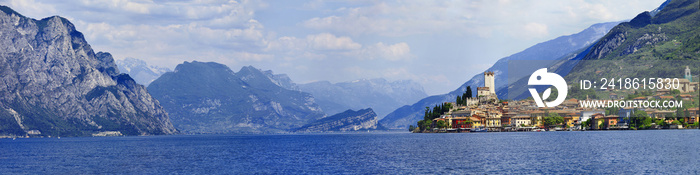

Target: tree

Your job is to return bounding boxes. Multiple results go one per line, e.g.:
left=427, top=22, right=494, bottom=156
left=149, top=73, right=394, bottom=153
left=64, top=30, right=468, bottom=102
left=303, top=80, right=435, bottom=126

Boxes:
left=631, top=110, right=652, bottom=129
left=423, top=120, right=433, bottom=131
left=672, top=120, right=682, bottom=125
left=582, top=118, right=591, bottom=129
left=456, top=95, right=462, bottom=105
left=544, top=113, right=564, bottom=128
left=437, top=120, right=447, bottom=129
left=409, top=125, right=416, bottom=132
left=466, top=86, right=472, bottom=98
left=655, top=119, right=665, bottom=127
left=676, top=107, right=686, bottom=119
left=417, top=120, right=424, bottom=131
left=671, top=89, right=681, bottom=95
left=606, top=107, right=619, bottom=116
left=424, top=107, right=430, bottom=121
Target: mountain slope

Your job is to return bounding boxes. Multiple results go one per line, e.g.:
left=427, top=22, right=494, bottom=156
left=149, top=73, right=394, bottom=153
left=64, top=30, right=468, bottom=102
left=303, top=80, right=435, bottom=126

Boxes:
left=116, top=57, right=171, bottom=86
left=296, top=108, right=380, bottom=132
left=563, top=0, right=699, bottom=89
left=0, top=6, right=177, bottom=136
left=379, top=21, right=622, bottom=129
left=506, top=0, right=697, bottom=100
left=147, top=62, right=325, bottom=134
left=299, top=78, right=427, bottom=118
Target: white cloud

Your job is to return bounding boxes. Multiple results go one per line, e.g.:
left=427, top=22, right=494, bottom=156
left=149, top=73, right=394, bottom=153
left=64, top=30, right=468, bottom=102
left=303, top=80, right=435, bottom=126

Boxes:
left=306, top=33, right=361, bottom=50
left=358, top=42, right=411, bottom=61
left=267, top=33, right=410, bottom=61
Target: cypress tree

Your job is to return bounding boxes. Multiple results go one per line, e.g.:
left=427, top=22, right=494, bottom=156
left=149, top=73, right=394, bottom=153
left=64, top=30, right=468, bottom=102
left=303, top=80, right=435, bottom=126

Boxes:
left=466, top=86, right=472, bottom=98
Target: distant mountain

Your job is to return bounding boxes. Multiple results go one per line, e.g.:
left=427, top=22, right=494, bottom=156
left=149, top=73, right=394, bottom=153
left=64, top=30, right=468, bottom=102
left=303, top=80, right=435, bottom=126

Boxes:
left=379, top=21, right=622, bottom=129
left=296, top=108, right=381, bottom=132
left=299, top=78, right=427, bottom=118
left=262, top=69, right=300, bottom=91
left=147, top=62, right=325, bottom=134
left=116, top=57, right=171, bottom=86
left=0, top=6, right=177, bottom=136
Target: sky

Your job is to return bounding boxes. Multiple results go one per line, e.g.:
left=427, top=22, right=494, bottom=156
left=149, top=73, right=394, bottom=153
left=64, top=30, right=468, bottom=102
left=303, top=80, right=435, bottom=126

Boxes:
left=1, top=0, right=667, bottom=95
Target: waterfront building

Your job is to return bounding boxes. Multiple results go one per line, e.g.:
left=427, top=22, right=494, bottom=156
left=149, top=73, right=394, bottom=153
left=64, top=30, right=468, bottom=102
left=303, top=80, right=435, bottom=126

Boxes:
left=563, top=112, right=579, bottom=128
left=451, top=117, right=471, bottom=129
left=689, top=108, right=699, bottom=123
left=470, top=114, right=483, bottom=128
left=592, top=113, right=605, bottom=130
left=618, top=108, right=634, bottom=126
left=501, top=114, right=512, bottom=126
left=648, top=109, right=673, bottom=119
left=484, top=110, right=502, bottom=129
left=512, top=115, right=532, bottom=126
left=581, top=110, right=605, bottom=125
left=604, top=115, right=619, bottom=129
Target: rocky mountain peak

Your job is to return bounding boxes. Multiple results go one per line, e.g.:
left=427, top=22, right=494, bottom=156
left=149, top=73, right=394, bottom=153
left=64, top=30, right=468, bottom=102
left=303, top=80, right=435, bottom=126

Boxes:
left=0, top=6, right=176, bottom=136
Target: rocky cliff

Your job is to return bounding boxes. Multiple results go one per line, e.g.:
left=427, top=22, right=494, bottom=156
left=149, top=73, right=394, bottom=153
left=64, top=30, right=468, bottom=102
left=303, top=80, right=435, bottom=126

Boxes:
left=147, top=62, right=326, bottom=134
left=296, top=108, right=380, bottom=132
left=0, top=6, right=177, bottom=136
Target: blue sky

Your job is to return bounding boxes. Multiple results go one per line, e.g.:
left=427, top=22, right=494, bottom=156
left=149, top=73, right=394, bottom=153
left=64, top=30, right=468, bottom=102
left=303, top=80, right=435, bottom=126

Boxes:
left=2, top=0, right=666, bottom=95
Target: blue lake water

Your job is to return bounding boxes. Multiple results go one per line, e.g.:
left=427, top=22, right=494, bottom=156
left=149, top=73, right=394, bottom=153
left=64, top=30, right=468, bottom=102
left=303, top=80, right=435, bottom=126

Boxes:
left=2, top=130, right=700, bottom=174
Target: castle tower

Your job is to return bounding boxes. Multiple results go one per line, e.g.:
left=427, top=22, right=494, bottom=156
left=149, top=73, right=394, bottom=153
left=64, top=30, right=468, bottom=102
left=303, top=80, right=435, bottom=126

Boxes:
left=685, top=66, right=692, bottom=82
left=484, top=71, right=495, bottom=94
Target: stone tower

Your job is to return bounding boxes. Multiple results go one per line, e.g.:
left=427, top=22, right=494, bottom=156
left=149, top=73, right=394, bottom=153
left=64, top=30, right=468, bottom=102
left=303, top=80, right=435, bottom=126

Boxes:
left=484, top=71, right=495, bottom=94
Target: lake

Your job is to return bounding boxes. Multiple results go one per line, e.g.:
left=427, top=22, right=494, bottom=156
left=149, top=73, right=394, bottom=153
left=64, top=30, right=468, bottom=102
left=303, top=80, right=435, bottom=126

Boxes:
left=2, top=130, right=700, bottom=174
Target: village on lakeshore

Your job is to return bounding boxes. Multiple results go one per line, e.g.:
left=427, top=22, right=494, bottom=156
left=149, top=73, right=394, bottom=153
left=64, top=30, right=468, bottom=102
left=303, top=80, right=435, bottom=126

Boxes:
left=411, top=66, right=700, bottom=133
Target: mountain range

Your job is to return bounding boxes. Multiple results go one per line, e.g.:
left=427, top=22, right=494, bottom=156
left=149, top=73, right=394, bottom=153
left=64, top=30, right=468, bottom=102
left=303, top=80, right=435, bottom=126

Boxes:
left=299, top=79, right=427, bottom=118
left=147, top=62, right=326, bottom=134
left=0, top=6, right=177, bottom=136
